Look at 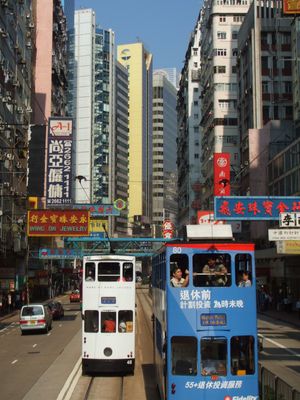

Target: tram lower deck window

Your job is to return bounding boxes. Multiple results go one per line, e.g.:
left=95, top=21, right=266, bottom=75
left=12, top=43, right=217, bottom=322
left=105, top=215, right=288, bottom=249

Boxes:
left=84, top=310, right=99, bottom=333
left=201, top=337, right=227, bottom=376
left=118, top=310, right=133, bottom=332
left=231, top=336, right=255, bottom=375
left=171, top=336, right=197, bottom=376
left=101, top=311, right=116, bottom=333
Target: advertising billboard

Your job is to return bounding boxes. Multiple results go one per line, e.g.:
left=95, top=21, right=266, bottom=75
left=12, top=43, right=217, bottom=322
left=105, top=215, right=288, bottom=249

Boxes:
left=27, top=210, right=89, bottom=237
left=46, top=117, right=73, bottom=206
left=283, top=0, right=300, bottom=14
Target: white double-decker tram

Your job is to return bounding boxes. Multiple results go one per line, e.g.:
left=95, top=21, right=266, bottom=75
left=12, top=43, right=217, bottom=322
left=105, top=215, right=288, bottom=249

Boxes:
left=81, top=255, right=136, bottom=375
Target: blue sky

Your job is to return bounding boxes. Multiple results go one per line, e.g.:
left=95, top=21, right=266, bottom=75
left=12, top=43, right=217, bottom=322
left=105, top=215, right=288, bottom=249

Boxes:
left=75, top=0, right=202, bottom=71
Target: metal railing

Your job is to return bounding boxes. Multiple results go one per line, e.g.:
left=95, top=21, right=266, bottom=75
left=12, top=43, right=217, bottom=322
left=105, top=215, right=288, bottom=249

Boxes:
left=259, top=364, right=300, bottom=400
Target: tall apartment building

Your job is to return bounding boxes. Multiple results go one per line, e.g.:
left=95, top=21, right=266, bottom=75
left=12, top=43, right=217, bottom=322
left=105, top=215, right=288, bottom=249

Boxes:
left=152, top=70, right=178, bottom=235
left=34, top=0, right=68, bottom=124
left=199, top=0, right=250, bottom=210
left=237, top=1, right=294, bottom=196
left=0, top=0, right=34, bottom=284
left=69, top=9, right=129, bottom=234
left=117, top=43, right=153, bottom=225
left=177, top=15, right=202, bottom=228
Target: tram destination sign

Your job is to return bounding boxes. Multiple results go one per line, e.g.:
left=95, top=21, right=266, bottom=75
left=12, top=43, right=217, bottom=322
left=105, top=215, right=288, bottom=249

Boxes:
left=200, top=313, right=227, bottom=326
left=215, top=196, right=300, bottom=220
left=268, top=229, right=300, bottom=241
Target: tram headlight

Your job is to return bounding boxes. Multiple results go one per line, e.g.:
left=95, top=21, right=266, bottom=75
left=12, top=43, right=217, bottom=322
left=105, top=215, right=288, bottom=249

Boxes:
left=171, top=383, right=176, bottom=394
left=103, top=347, right=113, bottom=357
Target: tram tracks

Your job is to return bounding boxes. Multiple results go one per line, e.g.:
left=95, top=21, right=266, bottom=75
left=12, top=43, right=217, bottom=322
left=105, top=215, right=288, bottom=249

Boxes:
left=136, top=287, right=153, bottom=338
left=81, top=376, right=124, bottom=400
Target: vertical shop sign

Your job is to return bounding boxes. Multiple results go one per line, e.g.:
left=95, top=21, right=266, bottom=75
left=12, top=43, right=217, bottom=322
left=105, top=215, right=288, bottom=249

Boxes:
left=213, top=153, right=230, bottom=196
left=46, top=118, right=73, bottom=206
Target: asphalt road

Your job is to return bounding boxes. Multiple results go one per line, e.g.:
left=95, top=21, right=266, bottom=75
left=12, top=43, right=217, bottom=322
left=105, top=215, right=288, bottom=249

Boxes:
left=0, top=295, right=81, bottom=400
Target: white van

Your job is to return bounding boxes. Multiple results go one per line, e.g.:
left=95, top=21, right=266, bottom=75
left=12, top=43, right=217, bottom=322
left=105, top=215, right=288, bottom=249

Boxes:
left=20, top=304, right=52, bottom=334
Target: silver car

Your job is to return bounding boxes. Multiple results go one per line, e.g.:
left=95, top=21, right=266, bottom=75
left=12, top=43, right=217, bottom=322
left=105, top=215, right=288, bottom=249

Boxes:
left=20, top=304, right=52, bottom=335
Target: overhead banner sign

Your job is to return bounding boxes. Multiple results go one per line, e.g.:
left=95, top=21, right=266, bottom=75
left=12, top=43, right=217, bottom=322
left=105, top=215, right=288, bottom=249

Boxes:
left=28, top=210, right=90, bottom=237
left=74, top=204, right=120, bottom=216
left=215, top=196, right=300, bottom=220
left=39, top=248, right=84, bottom=259
left=283, top=0, right=300, bottom=14
left=269, top=229, right=300, bottom=241
left=214, top=153, right=230, bottom=196
left=46, top=117, right=73, bottom=207
left=277, top=240, right=300, bottom=254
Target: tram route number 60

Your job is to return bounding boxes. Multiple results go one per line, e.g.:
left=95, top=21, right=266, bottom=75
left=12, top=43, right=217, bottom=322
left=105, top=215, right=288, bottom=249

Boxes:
left=172, top=247, right=182, bottom=254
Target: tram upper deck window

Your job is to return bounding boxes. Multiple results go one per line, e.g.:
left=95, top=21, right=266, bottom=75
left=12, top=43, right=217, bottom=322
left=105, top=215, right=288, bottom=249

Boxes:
left=231, top=335, right=255, bottom=375
left=98, top=262, right=120, bottom=282
left=193, top=253, right=231, bottom=287
left=122, top=262, right=133, bottom=282
left=201, top=337, right=227, bottom=376
left=85, top=262, right=95, bottom=281
left=170, top=254, right=189, bottom=288
left=171, top=336, right=197, bottom=376
left=235, top=254, right=252, bottom=287
left=84, top=310, right=99, bottom=333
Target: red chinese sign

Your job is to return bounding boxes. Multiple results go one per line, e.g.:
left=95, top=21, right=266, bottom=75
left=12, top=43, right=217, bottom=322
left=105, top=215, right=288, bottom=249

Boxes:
left=162, top=219, right=175, bottom=239
left=214, top=153, right=230, bottom=196
left=215, top=196, right=300, bottom=220
left=27, top=210, right=90, bottom=237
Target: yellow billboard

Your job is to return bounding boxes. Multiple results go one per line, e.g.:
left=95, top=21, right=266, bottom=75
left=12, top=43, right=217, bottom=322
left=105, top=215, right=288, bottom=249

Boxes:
left=283, top=0, right=300, bottom=14
left=89, top=219, right=108, bottom=233
left=277, top=240, right=300, bottom=254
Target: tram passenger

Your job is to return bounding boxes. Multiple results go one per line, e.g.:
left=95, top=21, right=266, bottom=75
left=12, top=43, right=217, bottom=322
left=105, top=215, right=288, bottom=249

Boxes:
left=238, top=271, right=252, bottom=287
left=170, top=266, right=189, bottom=287
left=119, top=319, right=127, bottom=332
left=201, top=346, right=218, bottom=375
left=85, top=265, right=95, bottom=281
left=202, top=257, right=227, bottom=286
left=102, top=313, right=116, bottom=333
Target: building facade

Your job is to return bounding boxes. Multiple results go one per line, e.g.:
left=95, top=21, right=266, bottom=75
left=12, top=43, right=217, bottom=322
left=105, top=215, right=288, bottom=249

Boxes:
left=0, top=0, right=34, bottom=288
left=152, top=70, right=178, bottom=235
left=117, top=43, right=153, bottom=225
left=69, top=9, right=129, bottom=234
left=237, top=0, right=294, bottom=197
left=177, top=14, right=202, bottom=228
left=199, top=0, right=250, bottom=210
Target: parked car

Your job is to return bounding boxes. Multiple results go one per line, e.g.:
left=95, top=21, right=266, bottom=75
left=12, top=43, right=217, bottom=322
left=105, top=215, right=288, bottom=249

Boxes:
left=20, top=304, right=52, bottom=334
left=70, top=290, right=80, bottom=303
left=46, top=300, right=64, bottom=320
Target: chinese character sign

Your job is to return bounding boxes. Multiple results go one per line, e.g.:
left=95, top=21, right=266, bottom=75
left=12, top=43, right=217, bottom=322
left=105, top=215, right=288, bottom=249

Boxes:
left=27, top=210, right=89, bottom=237
left=214, top=153, right=230, bottom=196
left=74, top=204, right=120, bottom=216
left=215, top=196, right=300, bottom=220
left=46, top=117, right=73, bottom=206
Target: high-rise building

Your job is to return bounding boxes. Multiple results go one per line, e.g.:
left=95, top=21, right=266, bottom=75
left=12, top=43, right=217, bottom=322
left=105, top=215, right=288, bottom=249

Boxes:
left=154, top=67, right=180, bottom=89
left=62, top=0, right=75, bottom=30
left=237, top=0, right=294, bottom=196
left=177, top=14, right=202, bottom=228
left=0, top=0, right=34, bottom=280
left=69, top=9, right=129, bottom=234
left=117, top=43, right=153, bottom=226
left=152, top=70, right=178, bottom=235
left=199, top=0, right=250, bottom=210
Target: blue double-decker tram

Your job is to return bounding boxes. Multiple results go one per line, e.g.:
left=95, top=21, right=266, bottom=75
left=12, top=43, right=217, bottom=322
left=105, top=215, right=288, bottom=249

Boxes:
left=152, top=225, right=259, bottom=400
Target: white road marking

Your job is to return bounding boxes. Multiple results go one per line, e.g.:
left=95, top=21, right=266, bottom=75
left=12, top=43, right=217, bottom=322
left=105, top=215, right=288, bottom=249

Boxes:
left=259, top=333, right=300, bottom=358
left=33, top=344, right=37, bottom=348
left=11, top=359, right=18, bottom=364
left=47, top=332, right=51, bottom=336
left=59, top=324, right=62, bottom=327
left=56, top=357, right=81, bottom=400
